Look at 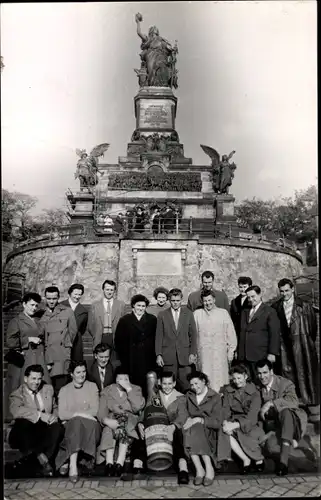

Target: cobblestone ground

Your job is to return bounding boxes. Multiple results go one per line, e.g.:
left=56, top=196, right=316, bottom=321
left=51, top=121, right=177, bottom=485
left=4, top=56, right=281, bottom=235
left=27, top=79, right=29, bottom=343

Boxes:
left=4, top=474, right=321, bottom=499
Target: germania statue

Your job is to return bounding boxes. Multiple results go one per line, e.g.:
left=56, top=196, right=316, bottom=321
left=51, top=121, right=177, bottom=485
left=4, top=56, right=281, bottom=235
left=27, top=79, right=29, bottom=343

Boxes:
left=134, top=13, right=178, bottom=89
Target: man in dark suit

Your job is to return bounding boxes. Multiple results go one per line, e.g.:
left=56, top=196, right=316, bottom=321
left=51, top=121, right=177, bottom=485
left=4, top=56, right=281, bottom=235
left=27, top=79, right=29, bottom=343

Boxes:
left=8, top=364, right=64, bottom=477
left=87, top=279, right=125, bottom=368
left=230, top=276, right=252, bottom=339
left=237, top=285, right=280, bottom=380
left=156, top=288, right=197, bottom=392
left=88, top=343, right=114, bottom=392
left=187, top=270, right=230, bottom=312
left=60, top=283, right=88, bottom=362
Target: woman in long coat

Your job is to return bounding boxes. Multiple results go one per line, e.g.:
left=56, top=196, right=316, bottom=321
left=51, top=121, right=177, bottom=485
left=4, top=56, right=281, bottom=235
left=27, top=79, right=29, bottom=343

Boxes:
left=55, top=361, right=101, bottom=482
left=194, top=290, right=237, bottom=392
left=114, top=294, right=157, bottom=397
left=218, top=363, right=265, bottom=474
left=4, top=292, right=51, bottom=420
left=60, top=283, right=88, bottom=362
left=173, top=371, right=222, bottom=486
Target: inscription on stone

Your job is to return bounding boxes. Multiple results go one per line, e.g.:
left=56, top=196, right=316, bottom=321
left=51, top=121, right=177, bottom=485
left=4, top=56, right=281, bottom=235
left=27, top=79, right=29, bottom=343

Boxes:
left=136, top=250, right=182, bottom=276
left=139, top=99, right=173, bottom=129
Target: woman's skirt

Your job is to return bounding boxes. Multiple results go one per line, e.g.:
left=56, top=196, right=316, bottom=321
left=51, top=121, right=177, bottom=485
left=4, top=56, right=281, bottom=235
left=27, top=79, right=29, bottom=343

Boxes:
left=234, top=426, right=265, bottom=461
left=183, top=422, right=212, bottom=457
left=55, top=417, right=101, bottom=469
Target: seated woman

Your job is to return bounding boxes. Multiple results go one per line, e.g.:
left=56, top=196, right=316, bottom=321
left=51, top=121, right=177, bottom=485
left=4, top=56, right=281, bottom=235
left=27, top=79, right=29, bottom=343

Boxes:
left=55, top=361, right=101, bottom=482
left=218, top=363, right=265, bottom=474
left=173, top=371, right=222, bottom=487
left=96, top=366, right=145, bottom=477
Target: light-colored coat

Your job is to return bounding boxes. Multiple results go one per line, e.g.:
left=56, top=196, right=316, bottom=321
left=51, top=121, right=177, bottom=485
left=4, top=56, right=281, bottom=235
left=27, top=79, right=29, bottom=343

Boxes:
left=5, top=312, right=51, bottom=393
left=194, top=307, right=237, bottom=392
left=9, top=383, right=57, bottom=424
left=39, top=304, right=78, bottom=377
left=155, top=307, right=197, bottom=366
left=87, top=299, right=126, bottom=349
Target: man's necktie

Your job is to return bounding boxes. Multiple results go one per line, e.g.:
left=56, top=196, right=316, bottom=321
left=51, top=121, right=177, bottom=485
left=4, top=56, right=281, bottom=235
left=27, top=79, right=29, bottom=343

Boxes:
left=174, top=310, right=179, bottom=330
left=249, top=308, right=255, bottom=321
left=106, top=301, right=112, bottom=329
left=33, top=391, right=41, bottom=411
left=99, top=369, right=105, bottom=389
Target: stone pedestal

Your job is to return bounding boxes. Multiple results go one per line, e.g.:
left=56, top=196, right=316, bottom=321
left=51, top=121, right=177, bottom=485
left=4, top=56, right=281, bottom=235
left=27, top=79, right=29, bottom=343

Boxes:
left=214, top=194, right=236, bottom=223
left=134, top=86, right=177, bottom=132
left=66, top=191, right=95, bottom=225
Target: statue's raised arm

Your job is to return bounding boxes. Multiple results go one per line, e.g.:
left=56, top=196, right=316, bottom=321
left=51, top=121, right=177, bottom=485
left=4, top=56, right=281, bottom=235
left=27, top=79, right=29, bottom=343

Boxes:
left=227, top=150, right=236, bottom=161
left=135, top=13, right=147, bottom=42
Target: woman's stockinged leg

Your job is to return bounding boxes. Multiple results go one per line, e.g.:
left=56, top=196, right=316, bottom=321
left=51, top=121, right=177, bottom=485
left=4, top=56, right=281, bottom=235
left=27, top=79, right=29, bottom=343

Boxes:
left=229, top=435, right=251, bottom=466
left=202, top=455, right=215, bottom=480
left=106, top=448, right=114, bottom=465
left=191, top=454, right=205, bottom=477
left=116, top=443, right=128, bottom=466
left=69, top=452, right=78, bottom=476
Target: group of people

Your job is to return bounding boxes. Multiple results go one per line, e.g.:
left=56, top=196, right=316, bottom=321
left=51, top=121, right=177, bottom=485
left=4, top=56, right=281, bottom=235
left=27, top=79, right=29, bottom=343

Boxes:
left=5, top=271, right=319, bottom=484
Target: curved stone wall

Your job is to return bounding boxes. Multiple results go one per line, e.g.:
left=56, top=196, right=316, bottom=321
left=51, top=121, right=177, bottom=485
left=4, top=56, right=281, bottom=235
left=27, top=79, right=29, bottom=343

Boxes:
left=4, top=238, right=302, bottom=305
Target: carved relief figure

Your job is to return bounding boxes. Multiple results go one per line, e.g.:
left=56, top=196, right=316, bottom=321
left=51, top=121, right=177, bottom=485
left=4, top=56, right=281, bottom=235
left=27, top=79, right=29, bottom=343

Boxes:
left=75, top=144, right=109, bottom=192
left=200, top=145, right=237, bottom=194
left=134, top=13, right=178, bottom=88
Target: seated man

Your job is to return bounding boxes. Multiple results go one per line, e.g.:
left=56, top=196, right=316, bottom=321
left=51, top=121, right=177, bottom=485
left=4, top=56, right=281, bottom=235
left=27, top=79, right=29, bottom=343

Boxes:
left=137, top=371, right=190, bottom=485
left=256, top=359, right=315, bottom=476
left=88, top=343, right=114, bottom=393
left=8, top=364, right=64, bottom=477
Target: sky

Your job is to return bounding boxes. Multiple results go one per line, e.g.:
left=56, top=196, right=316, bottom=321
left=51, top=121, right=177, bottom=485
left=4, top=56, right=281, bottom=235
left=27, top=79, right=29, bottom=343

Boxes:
left=1, top=1, right=317, bottom=213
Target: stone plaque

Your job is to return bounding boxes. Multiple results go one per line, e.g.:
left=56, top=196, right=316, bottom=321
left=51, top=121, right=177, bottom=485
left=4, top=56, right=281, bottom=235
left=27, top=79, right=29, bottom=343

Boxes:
left=136, top=250, right=182, bottom=276
left=222, top=202, right=234, bottom=216
left=138, top=99, right=173, bottom=129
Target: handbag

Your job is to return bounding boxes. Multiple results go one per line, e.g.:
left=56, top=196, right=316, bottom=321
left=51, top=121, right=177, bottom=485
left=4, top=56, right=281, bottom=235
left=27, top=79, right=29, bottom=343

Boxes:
left=4, top=349, right=25, bottom=368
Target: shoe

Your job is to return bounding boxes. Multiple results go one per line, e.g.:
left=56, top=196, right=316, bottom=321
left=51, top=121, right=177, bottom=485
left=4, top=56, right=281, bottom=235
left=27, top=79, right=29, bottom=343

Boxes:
left=254, top=461, right=265, bottom=473
left=69, top=474, right=79, bottom=484
left=42, top=462, right=54, bottom=477
left=193, top=476, right=204, bottom=486
left=105, top=463, right=114, bottom=477
left=114, top=463, right=123, bottom=477
left=241, top=464, right=251, bottom=475
left=132, top=467, right=144, bottom=479
left=59, top=463, right=69, bottom=476
left=178, top=470, right=189, bottom=485
left=275, top=462, right=288, bottom=476
left=203, top=476, right=214, bottom=487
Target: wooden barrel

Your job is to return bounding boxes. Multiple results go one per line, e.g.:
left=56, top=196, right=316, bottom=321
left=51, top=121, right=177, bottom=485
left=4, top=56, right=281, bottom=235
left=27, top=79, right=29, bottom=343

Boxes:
left=144, top=396, right=173, bottom=471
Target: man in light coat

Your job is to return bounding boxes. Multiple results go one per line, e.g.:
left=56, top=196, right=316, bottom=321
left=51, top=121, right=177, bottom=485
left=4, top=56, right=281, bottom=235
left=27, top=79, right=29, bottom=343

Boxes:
left=39, top=286, right=78, bottom=396
left=8, top=364, right=64, bottom=477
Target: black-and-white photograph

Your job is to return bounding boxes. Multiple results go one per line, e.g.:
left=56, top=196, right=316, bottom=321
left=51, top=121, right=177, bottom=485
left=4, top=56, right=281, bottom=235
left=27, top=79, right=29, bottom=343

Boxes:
left=1, top=1, right=319, bottom=498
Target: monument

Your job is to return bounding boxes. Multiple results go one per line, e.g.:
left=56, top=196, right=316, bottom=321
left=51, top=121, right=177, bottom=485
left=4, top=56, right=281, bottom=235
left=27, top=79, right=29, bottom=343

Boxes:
left=67, top=12, right=237, bottom=237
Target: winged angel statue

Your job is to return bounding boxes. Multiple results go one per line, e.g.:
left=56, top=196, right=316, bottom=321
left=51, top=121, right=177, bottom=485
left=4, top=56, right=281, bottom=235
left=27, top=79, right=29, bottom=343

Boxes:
left=75, top=144, right=110, bottom=192
left=200, top=145, right=236, bottom=194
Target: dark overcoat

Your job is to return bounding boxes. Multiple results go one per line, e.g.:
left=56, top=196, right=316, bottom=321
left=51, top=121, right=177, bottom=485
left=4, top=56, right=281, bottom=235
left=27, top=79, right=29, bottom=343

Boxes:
left=60, top=300, right=88, bottom=362
left=230, top=295, right=251, bottom=338
left=218, top=382, right=265, bottom=461
left=272, top=297, right=319, bottom=405
left=238, top=303, right=280, bottom=362
left=114, top=312, right=157, bottom=394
